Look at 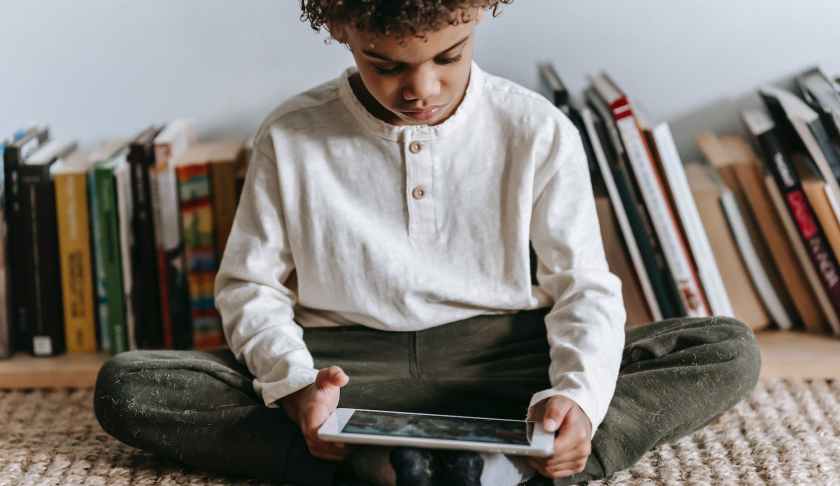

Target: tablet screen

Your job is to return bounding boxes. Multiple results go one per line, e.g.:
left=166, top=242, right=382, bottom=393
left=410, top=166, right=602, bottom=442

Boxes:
left=341, top=410, right=530, bottom=445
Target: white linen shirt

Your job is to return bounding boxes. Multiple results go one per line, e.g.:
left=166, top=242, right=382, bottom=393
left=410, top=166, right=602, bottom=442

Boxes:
left=214, top=61, right=626, bottom=439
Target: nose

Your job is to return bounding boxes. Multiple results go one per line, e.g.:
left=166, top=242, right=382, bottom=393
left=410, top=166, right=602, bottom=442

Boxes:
left=402, top=64, right=441, bottom=104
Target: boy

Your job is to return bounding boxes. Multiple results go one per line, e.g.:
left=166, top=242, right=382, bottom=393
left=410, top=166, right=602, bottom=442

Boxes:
left=94, top=2, right=761, bottom=485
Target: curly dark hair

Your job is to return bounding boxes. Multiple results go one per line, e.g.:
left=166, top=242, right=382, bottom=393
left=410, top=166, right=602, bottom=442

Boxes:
left=300, top=0, right=513, bottom=41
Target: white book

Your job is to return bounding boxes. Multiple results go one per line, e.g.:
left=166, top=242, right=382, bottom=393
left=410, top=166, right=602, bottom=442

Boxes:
left=592, top=73, right=709, bottom=317
left=764, top=174, right=840, bottom=334
left=152, top=119, right=197, bottom=252
left=114, top=158, right=136, bottom=350
left=613, top=122, right=708, bottom=317
left=719, top=190, right=793, bottom=330
left=581, top=108, right=663, bottom=321
left=651, top=124, right=734, bottom=318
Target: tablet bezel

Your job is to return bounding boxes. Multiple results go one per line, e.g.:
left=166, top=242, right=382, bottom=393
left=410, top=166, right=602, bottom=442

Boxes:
left=317, top=408, right=554, bottom=457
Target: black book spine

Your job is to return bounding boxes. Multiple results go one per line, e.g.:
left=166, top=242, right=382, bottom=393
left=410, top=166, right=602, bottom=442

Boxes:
left=128, top=147, right=163, bottom=349
left=20, top=165, right=65, bottom=356
left=4, top=145, right=22, bottom=354
left=756, top=128, right=840, bottom=318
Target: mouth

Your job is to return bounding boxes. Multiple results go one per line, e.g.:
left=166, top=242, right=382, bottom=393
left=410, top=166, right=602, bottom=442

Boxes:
left=400, top=105, right=445, bottom=122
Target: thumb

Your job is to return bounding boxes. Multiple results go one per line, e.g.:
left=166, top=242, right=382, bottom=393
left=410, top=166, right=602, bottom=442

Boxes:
left=316, top=366, right=349, bottom=390
left=544, top=397, right=572, bottom=433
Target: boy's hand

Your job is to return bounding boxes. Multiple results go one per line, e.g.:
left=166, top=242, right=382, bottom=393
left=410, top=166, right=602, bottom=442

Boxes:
left=528, top=395, right=593, bottom=480
left=281, top=366, right=351, bottom=462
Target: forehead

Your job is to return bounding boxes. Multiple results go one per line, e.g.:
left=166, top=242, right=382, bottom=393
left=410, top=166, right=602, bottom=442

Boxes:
left=347, top=18, right=476, bottom=63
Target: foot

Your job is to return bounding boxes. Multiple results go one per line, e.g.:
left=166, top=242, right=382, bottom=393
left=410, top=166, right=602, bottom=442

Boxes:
left=389, top=448, right=435, bottom=486
left=433, top=450, right=484, bottom=486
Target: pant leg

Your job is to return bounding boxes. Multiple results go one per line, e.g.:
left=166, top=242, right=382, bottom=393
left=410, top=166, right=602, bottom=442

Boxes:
left=416, top=310, right=761, bottom=485
left=93, top=348, right=336, bottom=486
left=556, top=315, right=762, bottom=485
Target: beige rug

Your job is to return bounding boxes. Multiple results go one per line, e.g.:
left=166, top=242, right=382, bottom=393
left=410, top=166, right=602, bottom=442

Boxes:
left=0, top=378, right=838, bottom=485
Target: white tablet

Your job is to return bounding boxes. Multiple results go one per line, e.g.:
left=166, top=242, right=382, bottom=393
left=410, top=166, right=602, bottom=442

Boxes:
left=318, top=408, right=555, bottom=457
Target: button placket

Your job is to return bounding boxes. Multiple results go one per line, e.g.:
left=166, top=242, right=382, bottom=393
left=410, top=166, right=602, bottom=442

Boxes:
left=404, top=136, right=435, bottom=240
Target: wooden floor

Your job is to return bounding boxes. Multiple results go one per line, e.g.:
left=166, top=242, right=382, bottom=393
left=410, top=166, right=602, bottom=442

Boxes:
left=0, top=330, right=838, bottom=389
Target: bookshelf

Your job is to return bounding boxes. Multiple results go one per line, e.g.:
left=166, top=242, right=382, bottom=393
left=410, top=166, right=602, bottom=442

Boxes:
left=0, top=330, right=837, bottom=390
left=0, top=352, right=109, bottom=389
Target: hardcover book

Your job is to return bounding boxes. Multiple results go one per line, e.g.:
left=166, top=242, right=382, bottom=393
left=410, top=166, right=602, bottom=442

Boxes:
left=744, top=109, right=840, bottom=333
left=592, top=73, right=709, bottom=317
left=53, top=151, right=99, bottom=353
left=20, top=139, right=78, bottom=356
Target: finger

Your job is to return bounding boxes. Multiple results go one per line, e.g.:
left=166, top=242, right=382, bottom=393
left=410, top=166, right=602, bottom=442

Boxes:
left=303, top=403, right=331, bottom=433
left=548, top=443, right=590, bottom=464
left=543, top=397, right=573, bottom=433
left=546, top=458, right=587, bottom=473
left=547, top=469, right=579, bottom=480
left=527, top=457, right=550, bottom=478
left=553, top=421, right=588, bottom=454
left=308, top=439, right=348, bottom=459
left=316, top=366, right=349, bottom=390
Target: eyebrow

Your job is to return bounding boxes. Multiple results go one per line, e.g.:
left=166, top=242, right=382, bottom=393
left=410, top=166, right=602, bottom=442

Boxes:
left=362, top=35, right=470, bottom=63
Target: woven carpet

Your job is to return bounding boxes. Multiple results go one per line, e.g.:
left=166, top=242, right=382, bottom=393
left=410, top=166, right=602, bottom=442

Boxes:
left=1, top=378, right=838, bottom=485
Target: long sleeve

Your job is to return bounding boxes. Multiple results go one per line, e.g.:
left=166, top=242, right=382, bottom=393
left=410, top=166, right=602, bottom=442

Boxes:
left=214, top=132, right=318, bottom=408
left=525, top=118, right=627, bottom=440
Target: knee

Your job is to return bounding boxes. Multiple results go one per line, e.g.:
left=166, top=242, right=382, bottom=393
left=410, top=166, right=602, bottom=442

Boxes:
left=93, top=351, right=164, bottom=442
left=711, top=316, right=762, bottom=398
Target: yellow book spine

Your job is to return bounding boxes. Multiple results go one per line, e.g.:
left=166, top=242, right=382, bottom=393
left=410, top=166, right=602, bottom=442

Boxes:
left=55, top=172, right=97, bottom=353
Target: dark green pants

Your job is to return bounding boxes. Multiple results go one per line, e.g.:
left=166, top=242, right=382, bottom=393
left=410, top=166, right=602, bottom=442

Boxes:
left=94, top=309, right=761, bottom=485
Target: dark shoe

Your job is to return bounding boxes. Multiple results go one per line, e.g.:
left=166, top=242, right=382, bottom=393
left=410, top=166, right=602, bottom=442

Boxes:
left=390, top=447, right=435, bottom=486
left=433, top=450, right=483, bottom=486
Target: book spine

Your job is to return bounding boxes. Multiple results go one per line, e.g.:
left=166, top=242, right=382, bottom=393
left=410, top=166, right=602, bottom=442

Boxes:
left=177, top=164, right=223, bottom=349
left=5, top=146, right=27, bottom=353
left=95, top=167, right=127, bottom=353
left=87, top=170, right=111, bottom=352
left=54, top=172, right=97, bottom=353
left=114, top=163, right=136, bottom=350
left=582, top=109, right=662, bottom=321
left=719, top=191, right=793, bottom=329
left=0, top=142, right=8, bottom=357
left=156, top=156, right=191, bottom=350
left=757, top=130, right=840, bottom=330
left=765, top=174, right=839, bottom=333
left=148, top=167, right=174, bottom=348
left=209, top=160, right=238, bottom=259
left=21, top=166, right=65, bottom=356
left=611, top=99, right=710, bottom=317
left=651, top=124, right=734, bottom=318
left=737, top=163, right=825, bottom=329
left=128, top=151, right=162, bottom=349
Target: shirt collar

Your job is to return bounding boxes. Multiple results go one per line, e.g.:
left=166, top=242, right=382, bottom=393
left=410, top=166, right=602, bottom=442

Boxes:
left=337, top=61, right=484, bottom=142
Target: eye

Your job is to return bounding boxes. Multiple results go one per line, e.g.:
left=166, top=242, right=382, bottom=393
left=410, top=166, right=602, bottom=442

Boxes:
left=373, top=64, right=404, bottom=75
left=436, top=55, right=463, bottom=65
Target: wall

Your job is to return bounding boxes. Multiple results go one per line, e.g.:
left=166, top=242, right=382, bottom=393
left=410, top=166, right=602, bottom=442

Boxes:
left=3, top=0, right=839, bottom=158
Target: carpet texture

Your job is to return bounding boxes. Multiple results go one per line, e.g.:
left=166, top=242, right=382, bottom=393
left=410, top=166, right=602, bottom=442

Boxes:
left=0, top=378, right=838, bottom=485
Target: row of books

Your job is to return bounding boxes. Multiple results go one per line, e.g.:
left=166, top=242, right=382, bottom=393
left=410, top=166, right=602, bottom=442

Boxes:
left=0, top=121, right=249, bottom=357
left=536, top=63, right=840, bottom=336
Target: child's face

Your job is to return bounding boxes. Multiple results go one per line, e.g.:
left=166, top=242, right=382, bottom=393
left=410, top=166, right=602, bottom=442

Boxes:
left=336, top=9, right=481, bottom=126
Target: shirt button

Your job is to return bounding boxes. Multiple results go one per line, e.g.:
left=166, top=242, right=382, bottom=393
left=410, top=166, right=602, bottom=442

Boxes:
left=412, top=185, right=426, bottom=200
left=409, top=141, right=422, bottom=154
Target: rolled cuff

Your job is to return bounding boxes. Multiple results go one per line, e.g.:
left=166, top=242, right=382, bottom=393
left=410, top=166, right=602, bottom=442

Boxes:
left=255, top=366, right=319, bottom=408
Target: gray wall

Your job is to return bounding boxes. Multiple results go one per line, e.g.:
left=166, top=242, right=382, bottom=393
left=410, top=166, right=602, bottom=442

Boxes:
left=3, top=1, right=839, bottom=158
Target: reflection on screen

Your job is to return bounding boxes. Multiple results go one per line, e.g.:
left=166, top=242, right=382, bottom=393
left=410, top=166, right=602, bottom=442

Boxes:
left=342, top=410, right=530, bottom=445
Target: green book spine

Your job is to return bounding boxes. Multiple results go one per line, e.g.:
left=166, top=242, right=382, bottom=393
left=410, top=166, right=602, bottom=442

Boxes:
left=87, top=170, right=111, bottom=353
left=94, top=166, right=127, bottom=354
